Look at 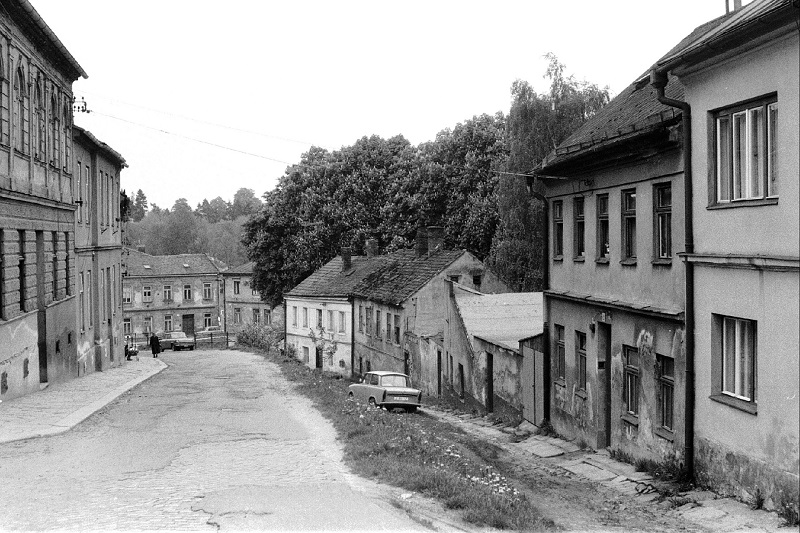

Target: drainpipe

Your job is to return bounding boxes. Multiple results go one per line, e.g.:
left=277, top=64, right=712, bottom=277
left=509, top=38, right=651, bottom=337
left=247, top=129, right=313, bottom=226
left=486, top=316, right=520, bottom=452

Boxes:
left=650, top=69, right=695, bottom=479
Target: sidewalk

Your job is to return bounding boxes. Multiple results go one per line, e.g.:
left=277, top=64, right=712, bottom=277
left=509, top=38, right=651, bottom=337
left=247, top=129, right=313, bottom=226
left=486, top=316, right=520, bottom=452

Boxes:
left=0, top=356, right=166, bottom=444
left=425, top=406, right=788, bottom=532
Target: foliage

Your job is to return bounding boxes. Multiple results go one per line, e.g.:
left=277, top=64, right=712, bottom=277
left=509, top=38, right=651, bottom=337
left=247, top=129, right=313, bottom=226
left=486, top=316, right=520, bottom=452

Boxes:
left=308, top=327, right=338, bottom=365
left=236, top=322, right=284, bottom=354
left=130, top=189, right=148, bottom=222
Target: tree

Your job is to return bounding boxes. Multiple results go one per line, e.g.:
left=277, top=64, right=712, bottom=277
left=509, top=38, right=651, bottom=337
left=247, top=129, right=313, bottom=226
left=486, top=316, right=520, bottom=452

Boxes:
left=131, top=189, right=148, bottom=222
left=230, top=188, right=262, bottom=220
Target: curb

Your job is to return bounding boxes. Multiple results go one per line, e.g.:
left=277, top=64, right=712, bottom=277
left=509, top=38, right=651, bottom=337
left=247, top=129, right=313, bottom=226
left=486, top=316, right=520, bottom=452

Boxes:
left=0, top=360, right=167, bottom=444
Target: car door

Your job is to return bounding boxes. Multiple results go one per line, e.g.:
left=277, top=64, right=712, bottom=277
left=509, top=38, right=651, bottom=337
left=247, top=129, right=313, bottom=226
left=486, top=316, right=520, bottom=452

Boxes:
left=356, top=373, right=373, bottom=402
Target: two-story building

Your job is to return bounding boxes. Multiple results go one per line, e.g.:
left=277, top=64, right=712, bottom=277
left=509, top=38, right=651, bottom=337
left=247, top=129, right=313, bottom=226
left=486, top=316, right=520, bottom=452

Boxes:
left=0, top=0, right=87, bottom=400
left=646, top=0, right=798, bottom=511
left=73, top=126, right=126, bottom=375
left=122, top=249, right=223, bottom=341
left=221, top=261, right=279, bottom=333
left=539, top=69, right=689, bottom=461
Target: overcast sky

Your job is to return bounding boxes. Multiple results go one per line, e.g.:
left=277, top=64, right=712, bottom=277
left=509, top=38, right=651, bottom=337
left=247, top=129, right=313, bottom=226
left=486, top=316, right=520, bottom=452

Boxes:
left=33, top=1, right=728, bottom=209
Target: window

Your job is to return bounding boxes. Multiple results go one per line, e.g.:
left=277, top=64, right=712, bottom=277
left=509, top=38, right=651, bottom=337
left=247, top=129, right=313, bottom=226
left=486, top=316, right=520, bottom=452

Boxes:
left=472, top=274, right=482, bottom=289
left=83, top=166, right=90, bottom=224
left=265, top=309, right=272, bottom=325
left=252, top=286, right=258, bottom=296
left=338, top=311, right=346, bottom=333
left=623, top=346, right=639, bottom=417
left=143, top=316, right=152, bottom=335
left=79, top=273, right=85, bottom=331
left=234, top=308, right=242, bottom=324
left=658, top=355, right=675, bottom=432
left=204, top=313, right=212, bottom=328
left=142, top=285, right=152, bottom=302
left=292, top=306, right=298, bottom=327
left=358, top=305, right=364, bottom=333
left=654, top=184, right=672, bottom=260
left=554, top=325, right=565, bottom=381
left=302, top=307, right=308, bottom=328
left=183, top=285, right=192, bottom=300
left=720, top=316, right=756, bottom=403
left=576, top=331, right=587, bottom=391
left=35, top=84, right=44, bottom=161
left=302, top=346, right=310, bottom=363
left=714, top=96, right=777, bottom=203
left=552, top=200, right=563, bottom=258
left=123, top=318, right=131, bottom=335
left=87, top=271, right=93, bottom=327
left=13, top=67, right=29, bottom=153
left=596, top=194, right=609, bottom=261
left=203, top=283, right=212, bottom=300
left=316, top=309, right=323, bottom=329
left=254, top=309, right=261, bottom=324
left=51, top=232, right=58, bottom=297
left=375, top=309, right=381, bottom=338
left=365, top=307, right=372, bottom=336
left=49, top=95, right=59, bottom=166
left=394, top=314, right=400, bottom=344
left=122, top=286, right=131, bottom=304
left=164, top=314, right=172, bottom=332
left=233, top=280, right=240, bottom=294
left=163, top=285, right=172, bottom=302
left=18, top=230, right=26, bottom=312
left=573, top=197, right=585, bottom=259
left=328, top=310, right=334, bottom=331
left=76, top=169, right=82, bottom=223
left=386, top=313, right=392, bottom=340
left=621, top=189, right=636, bottom=261
left=64, top=233, right=71, bottom=296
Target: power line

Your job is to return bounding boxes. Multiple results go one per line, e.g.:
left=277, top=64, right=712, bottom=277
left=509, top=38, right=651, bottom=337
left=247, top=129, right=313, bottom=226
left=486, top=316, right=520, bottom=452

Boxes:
left=74, top=89, right=325, bottom=148
left=88, top=111, right=294, bottom=165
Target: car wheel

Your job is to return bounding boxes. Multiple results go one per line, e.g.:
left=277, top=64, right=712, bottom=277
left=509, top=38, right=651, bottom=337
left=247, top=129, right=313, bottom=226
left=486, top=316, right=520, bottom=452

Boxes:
left=347, top=392, right=354, bottom=401
left=173, top=345, right=177, bottom=351
left=368, top=397, right=377, bottom=407
left=190, top=346, right=195, bottom=351
left=405, top=406, right=418, bottom=414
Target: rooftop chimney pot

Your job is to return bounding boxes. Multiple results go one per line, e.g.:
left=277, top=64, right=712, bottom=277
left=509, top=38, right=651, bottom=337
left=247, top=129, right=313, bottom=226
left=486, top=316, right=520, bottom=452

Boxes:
left=415, top=228, right=428, bottom=257
left=341, top=247, right=352, bottom=271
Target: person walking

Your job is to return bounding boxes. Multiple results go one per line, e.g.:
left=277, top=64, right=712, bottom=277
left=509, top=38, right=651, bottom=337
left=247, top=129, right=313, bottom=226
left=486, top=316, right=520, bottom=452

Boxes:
left=149, top=333, right=161, bottom=358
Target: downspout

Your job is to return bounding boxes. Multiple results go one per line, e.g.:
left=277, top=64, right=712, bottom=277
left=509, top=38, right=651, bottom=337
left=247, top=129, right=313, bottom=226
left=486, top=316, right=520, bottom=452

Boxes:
left=650, top=69, right=695, bottom=479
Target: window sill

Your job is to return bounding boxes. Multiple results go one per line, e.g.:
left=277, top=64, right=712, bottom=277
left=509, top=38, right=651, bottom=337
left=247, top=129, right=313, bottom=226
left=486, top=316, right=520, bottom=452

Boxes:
left=654, top=426, right=675, bottom=442
left=708, top=197, right=778, bottom=209
left=710, top=393, right=757, bottom=415
left=620, top=258, right=637, bottom=267
left=573, top=256, right=586, bottom=263
left=651, top=258, right=673, bottom=267
left=595, top=257, right=610, bottom=265
left=553, top=255, right=564, bottom=263
left=554, top=378, right=566, bottom=388
left=576, top=389, right=587, bottom=399
left=621, top=412, right=639, bottom=427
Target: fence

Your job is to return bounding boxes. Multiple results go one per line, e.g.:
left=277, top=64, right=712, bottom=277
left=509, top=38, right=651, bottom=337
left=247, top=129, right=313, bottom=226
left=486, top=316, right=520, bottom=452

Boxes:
left=124, top=331, right=236, bottom=353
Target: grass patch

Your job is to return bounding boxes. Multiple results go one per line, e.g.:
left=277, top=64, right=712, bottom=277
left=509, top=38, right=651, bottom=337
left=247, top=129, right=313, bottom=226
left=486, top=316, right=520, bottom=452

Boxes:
left=253, top=348, right=554, bottom=530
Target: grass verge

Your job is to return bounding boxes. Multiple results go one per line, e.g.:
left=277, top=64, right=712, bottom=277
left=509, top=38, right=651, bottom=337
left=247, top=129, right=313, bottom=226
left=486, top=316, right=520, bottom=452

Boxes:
left=255, top=349, right=554, bottom=531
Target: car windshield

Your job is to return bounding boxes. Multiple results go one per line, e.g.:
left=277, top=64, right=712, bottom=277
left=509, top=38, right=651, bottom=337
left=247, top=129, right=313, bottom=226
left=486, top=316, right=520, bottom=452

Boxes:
left=381, top=375, right=409, bottom=387
left=171, top=332, right=186, bottom=339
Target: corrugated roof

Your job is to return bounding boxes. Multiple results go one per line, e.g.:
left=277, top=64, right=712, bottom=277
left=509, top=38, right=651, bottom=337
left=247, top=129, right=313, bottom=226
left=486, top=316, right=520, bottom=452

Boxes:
left=454, top=288, right=543, bottom=352
left=353, top=249, right=468, bottom=306
left=285, top=254, right=393, bottom=299
left=124, top=248, right=222, bottom=277
left=541, top=9, right=737, bottom=172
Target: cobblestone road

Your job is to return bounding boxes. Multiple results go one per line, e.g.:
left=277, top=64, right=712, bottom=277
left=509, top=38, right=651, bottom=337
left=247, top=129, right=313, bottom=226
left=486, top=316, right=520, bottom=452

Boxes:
left=0, top=350, right=425, bottom=531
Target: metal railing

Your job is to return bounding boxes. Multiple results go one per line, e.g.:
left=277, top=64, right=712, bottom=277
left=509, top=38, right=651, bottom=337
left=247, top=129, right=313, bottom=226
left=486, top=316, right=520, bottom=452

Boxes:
left=124, top=332, right=235, bottom=353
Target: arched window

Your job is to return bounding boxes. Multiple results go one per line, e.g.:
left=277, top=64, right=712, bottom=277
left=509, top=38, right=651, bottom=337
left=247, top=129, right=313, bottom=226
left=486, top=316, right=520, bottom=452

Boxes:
left=50, top=94, right=59, bottom=166
left=0, top=54, right=9, bottom=146
left=12, top=67, right=25, bottom=152
left=35, top=82, right=45, bottom=161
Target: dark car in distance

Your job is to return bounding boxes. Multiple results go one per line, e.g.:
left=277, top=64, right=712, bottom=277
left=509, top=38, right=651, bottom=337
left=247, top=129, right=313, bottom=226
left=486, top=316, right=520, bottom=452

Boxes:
left=159, top=331, right=196, bottom=351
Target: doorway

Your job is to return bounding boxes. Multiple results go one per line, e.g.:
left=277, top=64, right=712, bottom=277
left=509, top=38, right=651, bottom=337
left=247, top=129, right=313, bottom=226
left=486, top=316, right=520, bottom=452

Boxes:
left=182, top=314, right=195, bottom=335
left=315, top=346, right=323, bottom=369
left=486, top=352, right=494, bottom=412
left=597, top=322, right=612, bottom=448
left=436, top=350, right=442, bottom=396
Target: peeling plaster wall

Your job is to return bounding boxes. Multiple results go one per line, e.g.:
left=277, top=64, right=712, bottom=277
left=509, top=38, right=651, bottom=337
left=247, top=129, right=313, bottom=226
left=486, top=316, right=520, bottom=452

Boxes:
left=285, top=297, right=353, bottom=376
left=548, top=298, right=685, bottom=462
left=474, top=338, right=524, bottom=413
left=0, top=314, right=41, bottom=400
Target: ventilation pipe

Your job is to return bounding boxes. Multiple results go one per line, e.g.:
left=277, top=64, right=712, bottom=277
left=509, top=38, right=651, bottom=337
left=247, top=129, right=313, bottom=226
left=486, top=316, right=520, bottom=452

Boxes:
left=650, top=69, right=695, bottom=479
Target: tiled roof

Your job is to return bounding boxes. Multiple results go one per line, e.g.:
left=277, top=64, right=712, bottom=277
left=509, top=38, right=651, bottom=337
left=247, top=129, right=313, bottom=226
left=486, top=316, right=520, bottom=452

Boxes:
left=224, top=262, right=255, bottom=276
left=353, top=249, right=467, bottom=306
left=284, top=255, right=393, bottom=299
left=540, top=10, right=736, bottom=172
left=454, top=288, right=543, bottom=352
left=124, top=249, right=223, bottom=277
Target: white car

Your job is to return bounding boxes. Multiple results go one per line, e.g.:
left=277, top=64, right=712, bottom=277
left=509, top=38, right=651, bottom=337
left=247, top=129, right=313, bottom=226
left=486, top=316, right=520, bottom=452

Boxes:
left=348, top=371, right=422, bottom=413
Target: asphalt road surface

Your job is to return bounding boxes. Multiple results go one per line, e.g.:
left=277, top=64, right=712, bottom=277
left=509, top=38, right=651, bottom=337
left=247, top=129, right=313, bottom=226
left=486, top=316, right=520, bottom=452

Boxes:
left=0, top=349, right=426, bottom=531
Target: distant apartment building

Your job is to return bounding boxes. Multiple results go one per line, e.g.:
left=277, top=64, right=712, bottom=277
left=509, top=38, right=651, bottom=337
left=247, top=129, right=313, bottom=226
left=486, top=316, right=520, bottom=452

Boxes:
left=222, top=261, right=280, bottom=332
left=0, top=0, right=87, bottom=400
left=122, top=249, right=223, bottom=339
left=73, top=126, right=126, bottom=375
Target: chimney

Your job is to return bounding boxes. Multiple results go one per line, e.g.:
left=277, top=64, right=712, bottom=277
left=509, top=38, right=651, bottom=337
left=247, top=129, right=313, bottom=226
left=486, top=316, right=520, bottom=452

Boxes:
left=415, top=227, right=428, bottom=257
left=365, top=239, right=378, bottom=258
left=427, top=226, right=444, bottom=254
left=341, top=247, right=352, bottom=271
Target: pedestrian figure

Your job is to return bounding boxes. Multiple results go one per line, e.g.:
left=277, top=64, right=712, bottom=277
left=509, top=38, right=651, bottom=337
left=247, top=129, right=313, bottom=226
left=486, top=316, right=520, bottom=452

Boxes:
left=150, top=333, right=161, bottom=358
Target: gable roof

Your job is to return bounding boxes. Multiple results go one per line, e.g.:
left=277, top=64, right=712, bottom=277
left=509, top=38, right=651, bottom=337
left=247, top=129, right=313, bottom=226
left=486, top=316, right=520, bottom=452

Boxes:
left=284, top=254, right=393, bottom=299
left=353, top=249, right=468, bottom=306
left=454, top=288, right=543, bottom=352
left=73, top=126, right=127, bottom=168
left=540, top=9, right=738, bottom=173
left=124, top=248, right=223, bottom=277
left=224, top=261, right=255, bottom=276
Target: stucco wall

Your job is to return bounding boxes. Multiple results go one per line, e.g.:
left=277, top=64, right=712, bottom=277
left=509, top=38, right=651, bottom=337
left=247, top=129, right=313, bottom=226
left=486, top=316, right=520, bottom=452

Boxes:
left=0, top=313, right=41, bottom=400
left=285, top=297, right=352, bottom=376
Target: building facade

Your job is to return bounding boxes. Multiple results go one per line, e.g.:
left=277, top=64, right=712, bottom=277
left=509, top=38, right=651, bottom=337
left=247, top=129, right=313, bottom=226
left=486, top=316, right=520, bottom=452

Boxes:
left=540, top=73, right=688, bottom=463
left=72, top=126, right=126, bottom=375
left=221, top=262, right=278, bottom=333
left=650, top=0, right=799, bottom=511
left=122, top=249, right=223, bottom=341
left=0, top=0, right=87, bottom=400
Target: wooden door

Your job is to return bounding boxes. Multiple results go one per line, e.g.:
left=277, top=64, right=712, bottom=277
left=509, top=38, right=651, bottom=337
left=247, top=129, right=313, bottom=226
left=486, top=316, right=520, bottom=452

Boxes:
left=182, top=314, right=195, bottom=335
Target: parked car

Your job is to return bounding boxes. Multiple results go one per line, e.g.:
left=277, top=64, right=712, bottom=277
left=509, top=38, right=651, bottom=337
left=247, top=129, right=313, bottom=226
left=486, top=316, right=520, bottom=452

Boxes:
left=348, top=371, right=422, bottom=413
left=159, top=331, right=196, bottom=351
left=196, top=325, right=222, bottom=337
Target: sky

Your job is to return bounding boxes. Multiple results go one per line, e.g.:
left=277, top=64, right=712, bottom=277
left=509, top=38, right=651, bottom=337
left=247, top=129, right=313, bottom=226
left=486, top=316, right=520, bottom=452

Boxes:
left=32, top=0, right=729, bottom=210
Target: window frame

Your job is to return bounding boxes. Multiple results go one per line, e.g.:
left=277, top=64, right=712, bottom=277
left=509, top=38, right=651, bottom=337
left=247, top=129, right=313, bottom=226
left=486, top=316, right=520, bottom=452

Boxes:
left=183, top=285, right=192, bottom=301
left=710, top=94, right=778, bottom=206
left=623, top=345, right=640, bottom=418
left=596, top=194, right=609, bottom=263
left=576, top=331, right=587, bottom=393
left=573, top=197, right=585, bottom=260
left=657, top=354, right=675, bottom=433
left=653, top=183, right=672, bottom=262
left=163, top=285, right=172, bottom=302
left=711, top=314, right=757, bottom=414
left=204, top=313, right=212, bottom=328
left=621, top=189, right=637, bottom=263
left=203, top=282, right=212, bottom=301
left=552, top=200, right=564, bottom=260
left=142, top=285, right=152, bottom=303
left=394, top=314, right=401, bottom=344
left=338, top=311, right=346, bottom=334
left=164, top=314, right=172, bottom=332
left=554, top=324, right=565, bottom=383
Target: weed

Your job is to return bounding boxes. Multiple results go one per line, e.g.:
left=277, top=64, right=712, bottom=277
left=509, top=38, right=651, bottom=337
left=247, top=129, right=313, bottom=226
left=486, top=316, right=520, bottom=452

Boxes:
left=752, top=489, right=764, bottom=510
left=777, top=493, right=799, bottom=527
left=537, top=419, right=562, bottom=439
